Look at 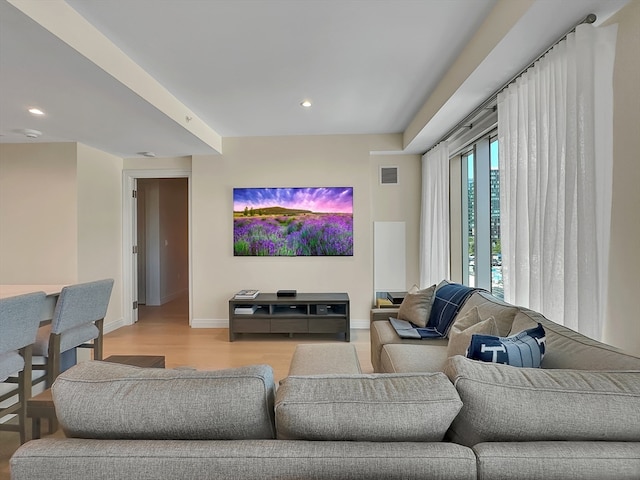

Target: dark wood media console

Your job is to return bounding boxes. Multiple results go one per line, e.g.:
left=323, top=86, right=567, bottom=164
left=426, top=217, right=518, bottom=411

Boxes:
left=228, top=293, right=350, bottom=342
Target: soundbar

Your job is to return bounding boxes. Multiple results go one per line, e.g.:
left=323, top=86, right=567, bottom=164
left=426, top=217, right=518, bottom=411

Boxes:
left=277, top=290, right=297, bottom=297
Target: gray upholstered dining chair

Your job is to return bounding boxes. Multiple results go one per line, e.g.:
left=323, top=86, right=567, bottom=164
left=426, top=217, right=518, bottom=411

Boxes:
left=0, top=291, right=47, bottom=444
left=32, top=279, right=114, bottom=388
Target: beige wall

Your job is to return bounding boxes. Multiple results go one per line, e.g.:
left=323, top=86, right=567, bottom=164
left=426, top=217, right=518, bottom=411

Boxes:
left=76, top=143, right=123, bottom=329
left=603, top=0, right=640, bottom=354
left=0, top=143, right=78, bottom=283
left=190, top=134, right=417, bottom=326
left=370, top=154, right=421, bottom=290
left=123, top=156, right=192, bottom=171
left=0, top=142, right=123, bottom=329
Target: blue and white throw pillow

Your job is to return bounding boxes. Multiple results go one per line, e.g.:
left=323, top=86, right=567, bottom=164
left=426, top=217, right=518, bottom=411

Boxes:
left=466, top=323, right=546, bottom=368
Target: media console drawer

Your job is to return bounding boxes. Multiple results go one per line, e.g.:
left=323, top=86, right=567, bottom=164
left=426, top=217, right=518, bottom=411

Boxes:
left=229, top=293, right=350, bottom=342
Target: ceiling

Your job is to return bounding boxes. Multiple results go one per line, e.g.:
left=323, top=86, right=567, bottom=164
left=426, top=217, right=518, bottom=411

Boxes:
left=0, top=0, right=629, bottom=158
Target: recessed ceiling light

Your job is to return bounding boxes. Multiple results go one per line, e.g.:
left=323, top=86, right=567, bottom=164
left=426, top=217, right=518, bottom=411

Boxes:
left=28, top=108, right=45, bottom=115
left=300, top=100, right=312, bottom=108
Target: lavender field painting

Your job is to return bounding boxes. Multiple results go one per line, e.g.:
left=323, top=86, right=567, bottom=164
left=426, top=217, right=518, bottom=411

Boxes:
left=233, top=187, right=353, bottom=256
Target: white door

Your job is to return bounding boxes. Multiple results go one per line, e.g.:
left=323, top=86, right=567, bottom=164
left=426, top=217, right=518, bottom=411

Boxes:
left=131, top=178, right=139, bottom=323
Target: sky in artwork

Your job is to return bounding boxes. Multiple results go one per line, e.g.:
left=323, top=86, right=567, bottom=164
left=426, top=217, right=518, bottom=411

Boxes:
left=233, top=187, right=353, bottom=213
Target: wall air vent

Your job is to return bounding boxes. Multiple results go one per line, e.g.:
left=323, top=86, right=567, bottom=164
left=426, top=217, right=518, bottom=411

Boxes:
left=380, top=166, right=398, bottom=185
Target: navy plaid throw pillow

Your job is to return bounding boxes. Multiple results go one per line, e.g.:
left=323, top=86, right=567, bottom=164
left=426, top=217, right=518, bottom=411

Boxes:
left=466, top=323, right=546, bottom=368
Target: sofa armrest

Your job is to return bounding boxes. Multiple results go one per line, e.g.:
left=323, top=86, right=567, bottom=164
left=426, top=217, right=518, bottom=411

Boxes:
left=370, top=307, right=400, bottom=324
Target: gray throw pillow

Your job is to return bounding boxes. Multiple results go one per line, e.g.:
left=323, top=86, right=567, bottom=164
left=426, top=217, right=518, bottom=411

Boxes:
left=397, top=284, right=436, bottom=328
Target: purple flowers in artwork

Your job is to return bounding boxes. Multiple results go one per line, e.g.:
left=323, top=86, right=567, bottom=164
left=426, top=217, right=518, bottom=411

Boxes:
left=234, top=214, right=353, bottom=256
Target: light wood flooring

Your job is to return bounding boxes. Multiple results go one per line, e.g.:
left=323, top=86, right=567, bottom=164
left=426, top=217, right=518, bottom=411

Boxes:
left=0, top=292, right=372, bottom=477
left=108, top=292, right=373, bottom=383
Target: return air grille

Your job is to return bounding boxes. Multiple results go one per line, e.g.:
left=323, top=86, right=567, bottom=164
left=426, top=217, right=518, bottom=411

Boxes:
left=380, top=166, right=398, bottom=185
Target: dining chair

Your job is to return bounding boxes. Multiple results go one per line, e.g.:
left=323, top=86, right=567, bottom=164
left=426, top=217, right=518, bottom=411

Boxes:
left=32, top=279, right=114, bottom=388
left=0, top=291, right=47, bottom=444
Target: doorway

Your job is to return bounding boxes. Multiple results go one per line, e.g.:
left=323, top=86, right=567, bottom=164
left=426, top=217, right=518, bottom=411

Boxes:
left=136, top=178, right=188, bottom=308
left=122, top=169, right=191, bottom=326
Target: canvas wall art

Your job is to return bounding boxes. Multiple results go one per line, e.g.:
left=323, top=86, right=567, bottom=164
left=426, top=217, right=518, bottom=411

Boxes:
left=233, top=187, right=353, bottom=256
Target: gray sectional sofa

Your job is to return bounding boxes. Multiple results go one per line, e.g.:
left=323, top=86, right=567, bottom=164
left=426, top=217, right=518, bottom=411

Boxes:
left=12, top=361, right=477, bottom=480
left=10, top=289, right=640, bottom=479
left=371, top=288, right=640, bottom=479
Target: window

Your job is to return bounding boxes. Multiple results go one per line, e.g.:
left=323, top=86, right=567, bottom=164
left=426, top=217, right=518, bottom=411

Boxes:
left=489, top=137, right=503, bottom=298
left=458, top=133, right=503, bottom=298
left=462, top=150, right=475, bottom=287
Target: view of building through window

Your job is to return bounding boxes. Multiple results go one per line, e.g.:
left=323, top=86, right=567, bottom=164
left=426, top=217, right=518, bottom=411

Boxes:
left=465, top=151, right=476, bottom=287
left=461, top=134, right=502, bottom=298
left=490, top=138, right=503, bottom=299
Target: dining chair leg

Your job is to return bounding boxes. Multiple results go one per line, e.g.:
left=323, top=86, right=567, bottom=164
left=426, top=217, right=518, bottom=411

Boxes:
left=94, top=318, right=104, bottom=361
left=18, top=345, right=33, bottom=444
left=46, top=334, right=62, bottom=388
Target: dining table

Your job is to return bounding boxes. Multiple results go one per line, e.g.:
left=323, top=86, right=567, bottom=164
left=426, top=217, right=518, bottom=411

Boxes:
left=0, top=284, right=67, bottom=323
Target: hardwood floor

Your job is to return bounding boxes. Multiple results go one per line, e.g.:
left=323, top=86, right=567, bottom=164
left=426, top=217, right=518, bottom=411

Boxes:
left=0, top=292, right=372, bottom=477
left=107, top=292, right=373, bottom=382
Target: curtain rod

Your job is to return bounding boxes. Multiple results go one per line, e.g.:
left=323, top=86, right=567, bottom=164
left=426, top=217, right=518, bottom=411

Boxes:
left=425, top=13, right=597, bottom=154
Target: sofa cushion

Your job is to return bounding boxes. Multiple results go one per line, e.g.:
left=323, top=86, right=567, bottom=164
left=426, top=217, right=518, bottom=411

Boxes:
left=10, top=439, right=479, bottom=480
left=511, top=308, right=640, bottom=370
left=370, top=320, right=447, bottom=372
left=473, top=442, right=640, bottom=480
left=466, top=323, right=546, bottom=368
left=455, top=291, right=518, bottom=337
left=380, top=344, right=450, bottom=373
left=275, top=373, right=462, bottom=441
left=444, top=355, right=640, bottom=446
left=447, top=316, right=499, bottom=358
left=52, top=361, right=276, bottom=440
left=397, top=284, right=436, bottom=328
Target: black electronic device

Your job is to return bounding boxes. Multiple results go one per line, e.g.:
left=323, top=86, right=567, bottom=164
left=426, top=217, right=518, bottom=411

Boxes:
left=277, top=290, right=297, bottom=297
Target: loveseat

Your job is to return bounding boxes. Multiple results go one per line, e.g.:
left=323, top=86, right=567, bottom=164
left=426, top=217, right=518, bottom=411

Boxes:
left=10, top=287, right=640, bottom=480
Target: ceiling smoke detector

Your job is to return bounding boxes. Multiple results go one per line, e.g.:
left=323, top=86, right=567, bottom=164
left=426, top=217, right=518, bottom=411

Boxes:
left=16, top=128, right=42, bottom=138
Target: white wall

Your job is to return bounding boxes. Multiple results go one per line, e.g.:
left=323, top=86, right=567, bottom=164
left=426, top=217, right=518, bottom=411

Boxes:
left=0, top=143, right=78, bottom=283
left=603, top=1, right=640, bottom=355
left=142, top=179, right=161, bottom=305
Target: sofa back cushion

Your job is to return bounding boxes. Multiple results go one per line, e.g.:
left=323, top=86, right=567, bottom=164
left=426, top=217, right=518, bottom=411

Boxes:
left=275, top=373, right=462, bottom=441
left=444, top=355, right=640, bottom=446
left=52, top=361, right=276, bottom=440
left=511, top=308, right=640, bottom=370
left=454, top=291, right=518, bottom=337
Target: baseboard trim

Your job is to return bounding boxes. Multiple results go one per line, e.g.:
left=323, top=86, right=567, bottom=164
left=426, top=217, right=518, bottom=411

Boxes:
left=104, top=317, right=126, bottom=334
left=351, top=319, right=369, bottom=330
left=191, top=318, right=228, bottom=328
left=190, top=318, right=370, bottom=329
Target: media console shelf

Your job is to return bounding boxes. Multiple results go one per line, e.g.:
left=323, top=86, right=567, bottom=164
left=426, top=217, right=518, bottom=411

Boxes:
left=228, top=293, right=350, bottom=342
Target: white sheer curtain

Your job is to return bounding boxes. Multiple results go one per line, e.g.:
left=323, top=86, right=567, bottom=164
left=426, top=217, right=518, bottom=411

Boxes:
left=498, top=24, right=617, bottom=340
left=420, top=141, right=450, bottom=288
